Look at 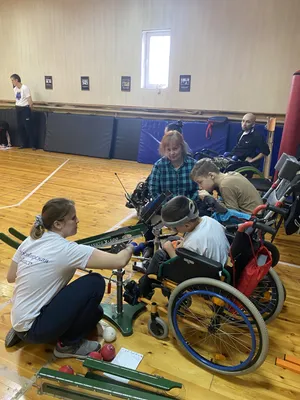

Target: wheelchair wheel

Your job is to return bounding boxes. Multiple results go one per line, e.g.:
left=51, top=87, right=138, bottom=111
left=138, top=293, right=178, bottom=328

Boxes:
left=248, top=268, right=285, bottom=324
left=148, top=317, right=169, bottom=340
left=263, top=241, right=280, bottom=267
left=168, top=278, right=268, bottom=376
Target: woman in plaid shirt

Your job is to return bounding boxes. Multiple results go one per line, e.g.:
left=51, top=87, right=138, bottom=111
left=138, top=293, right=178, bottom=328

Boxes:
left=148, top=130, right=199, bottom=201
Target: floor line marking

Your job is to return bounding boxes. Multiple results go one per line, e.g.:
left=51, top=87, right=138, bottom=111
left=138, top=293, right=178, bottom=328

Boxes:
left=0, top=159, right=70, bottom=210
left=278, top=261, right=300, bottom=269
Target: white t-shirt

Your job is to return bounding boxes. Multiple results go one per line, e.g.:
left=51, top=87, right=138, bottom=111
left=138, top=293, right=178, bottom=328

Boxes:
left=13, top=84, right=31, bottom=107
left=11, top=231, right=94, bottom=332
left=183, top=216, right=230, bottom=267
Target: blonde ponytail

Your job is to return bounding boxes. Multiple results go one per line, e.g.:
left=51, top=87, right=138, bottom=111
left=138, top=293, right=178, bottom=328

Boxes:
left=30, top=215, right=45, bottom=240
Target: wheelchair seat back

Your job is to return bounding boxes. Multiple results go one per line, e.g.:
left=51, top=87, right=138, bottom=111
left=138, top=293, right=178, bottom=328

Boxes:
left=159, top=247, right=222, bottom=284
left=230, top=231, right=260, bottom=283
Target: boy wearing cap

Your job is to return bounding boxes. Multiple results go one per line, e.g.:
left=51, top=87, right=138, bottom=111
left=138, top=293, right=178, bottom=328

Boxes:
left=137, top=195, right=230, bottom=298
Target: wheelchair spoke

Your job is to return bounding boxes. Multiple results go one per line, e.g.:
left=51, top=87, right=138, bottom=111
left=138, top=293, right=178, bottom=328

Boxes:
left=170, top=286, right=263, bottom=371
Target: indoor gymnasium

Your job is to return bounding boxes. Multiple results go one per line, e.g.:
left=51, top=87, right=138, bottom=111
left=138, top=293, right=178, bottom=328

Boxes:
left=0, top=1, right=300, bottom=399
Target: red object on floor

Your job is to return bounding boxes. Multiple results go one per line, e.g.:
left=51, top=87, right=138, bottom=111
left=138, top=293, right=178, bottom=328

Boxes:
left=101, top=344, right=116, bottom=361
left=89, top=351, right=103, bottom=360
left=59, top=365, right=75, bottom=374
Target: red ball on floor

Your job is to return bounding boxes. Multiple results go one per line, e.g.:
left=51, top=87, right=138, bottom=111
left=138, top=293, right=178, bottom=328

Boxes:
left=101, top=344, right=116, bottom=361
left=59, top=365, right=74, bottom=374
left=89, top=351, right=103, bottom=360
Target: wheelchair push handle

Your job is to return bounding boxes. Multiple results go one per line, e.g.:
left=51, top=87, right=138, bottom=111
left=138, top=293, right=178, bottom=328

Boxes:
left=254, top=222, right=276, bottom=235
left=252, top=203, right=289, bottom=218
left=266, top=204, right=289, bottom=218
left=236, top=220, right=276, bottom=235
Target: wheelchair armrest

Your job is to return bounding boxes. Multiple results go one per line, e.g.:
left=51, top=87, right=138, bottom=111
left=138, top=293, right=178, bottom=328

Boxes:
left=159, top=248, right=222, bottom=283
left=175, top=248, right=223, bottom=272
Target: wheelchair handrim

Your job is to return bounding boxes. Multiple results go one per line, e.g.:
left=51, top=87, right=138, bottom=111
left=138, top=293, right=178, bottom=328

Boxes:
left=172, top=289, right=258, bottom=373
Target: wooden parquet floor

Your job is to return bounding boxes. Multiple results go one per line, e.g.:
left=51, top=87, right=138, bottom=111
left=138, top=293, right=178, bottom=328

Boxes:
left=0, top=148, right=299, bottom=400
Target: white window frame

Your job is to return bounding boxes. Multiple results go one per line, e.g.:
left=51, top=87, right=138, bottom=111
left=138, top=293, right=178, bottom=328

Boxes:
left=141, top=29, right=171, bottom=90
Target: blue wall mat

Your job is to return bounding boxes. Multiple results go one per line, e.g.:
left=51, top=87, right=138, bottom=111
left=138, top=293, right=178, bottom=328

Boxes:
left=227, top=122, right=242, bottom=152
left=137, top=120, right=168, bottom=164
left=44, top=113, right=114, bottom=158
left=227, top=122, right=283, bottom=175
left=184, top=121, right=228, bottom=155
left=112, top=118, right=142, bottom=161
left=138, top=119, right=229, bottom=164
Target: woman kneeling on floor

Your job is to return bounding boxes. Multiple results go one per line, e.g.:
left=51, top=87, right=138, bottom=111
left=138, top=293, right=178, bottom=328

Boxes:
left=6, top=198, right=134, bottom=358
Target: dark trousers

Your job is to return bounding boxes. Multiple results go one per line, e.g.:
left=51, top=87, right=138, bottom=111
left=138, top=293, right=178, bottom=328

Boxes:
left=0, top=129, right=8, bottom=145
left=16, top=106, right=34, bottom=148
left=138, top=235, right=181, bottom=296
left=17, top=273, right=105, bottom=345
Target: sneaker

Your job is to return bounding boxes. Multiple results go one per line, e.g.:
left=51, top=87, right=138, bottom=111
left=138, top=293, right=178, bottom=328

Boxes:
left=53, top=339, right=101, bottom=359
left=5, top=328, right=22, bottom=348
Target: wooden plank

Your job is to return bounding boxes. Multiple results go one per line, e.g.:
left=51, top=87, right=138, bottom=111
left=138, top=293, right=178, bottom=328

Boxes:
left=284, top=355, right=300, bottom=367
left=276, top=358, right=300, bottom=375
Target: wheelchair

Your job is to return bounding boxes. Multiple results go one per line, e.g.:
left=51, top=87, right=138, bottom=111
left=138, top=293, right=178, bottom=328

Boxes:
left=124, top=218, right=285, bottom=376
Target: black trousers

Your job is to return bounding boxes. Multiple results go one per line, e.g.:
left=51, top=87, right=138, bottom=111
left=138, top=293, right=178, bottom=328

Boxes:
left=16, top=106, right=35, bottom=148
left=138, top=249, right=169, bottom=296
left=0, top=128, right=8, bottom=145
left=138, top=235, right=180, bottom=296
left=16, top=273, right=105, bottom=346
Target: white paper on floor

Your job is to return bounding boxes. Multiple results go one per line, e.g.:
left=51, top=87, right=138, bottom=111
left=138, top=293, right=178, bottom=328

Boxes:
left=104, top=347, right=143, bottom=384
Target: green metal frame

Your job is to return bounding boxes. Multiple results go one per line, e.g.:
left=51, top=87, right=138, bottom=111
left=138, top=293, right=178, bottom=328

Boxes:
left=102, top=303, right=146, bottom=336
left=37, top=367, right=180, bottom=400
left=4, top=223, right=148, bottom=249
left=157, top=256, right=179, bottom=280
left=83, top=359, right=182, bottom=391
left=76, top=223, right=147, bottom=248
left=0, top=233, right=20, bottom=249
left=8, top=227, right=27, bottom=241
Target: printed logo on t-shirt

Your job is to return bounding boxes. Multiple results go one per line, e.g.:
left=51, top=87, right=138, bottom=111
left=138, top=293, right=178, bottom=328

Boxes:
left=16, top=92, right=21, bottom=100
left=20, top=250, right=50, bottom=266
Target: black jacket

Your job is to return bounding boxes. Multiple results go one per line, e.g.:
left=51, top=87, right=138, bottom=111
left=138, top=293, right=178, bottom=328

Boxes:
left=231, top=128, right=270, bottom=161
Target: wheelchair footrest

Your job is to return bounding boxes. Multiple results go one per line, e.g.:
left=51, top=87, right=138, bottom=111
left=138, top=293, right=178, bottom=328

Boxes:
left=123, top=280, right=141, bottom=306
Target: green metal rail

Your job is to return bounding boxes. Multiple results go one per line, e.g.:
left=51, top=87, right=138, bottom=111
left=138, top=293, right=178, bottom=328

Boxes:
left=83, top=359, right=182, bottom=391
left=37, top=367, right=179, bottom=400
left=1, top=223, right=148, bottom=251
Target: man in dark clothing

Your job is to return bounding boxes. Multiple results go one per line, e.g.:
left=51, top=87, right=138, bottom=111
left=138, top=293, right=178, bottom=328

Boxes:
left=0, top=121, right=12, bottom=147
left=231, top=113, right=270, bottom=169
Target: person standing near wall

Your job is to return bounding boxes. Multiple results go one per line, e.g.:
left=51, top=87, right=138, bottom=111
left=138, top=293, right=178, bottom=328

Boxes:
left=10, top=74, right=36, bottom=150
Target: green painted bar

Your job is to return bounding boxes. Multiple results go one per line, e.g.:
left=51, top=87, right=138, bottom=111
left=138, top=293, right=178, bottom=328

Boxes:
left=0, top=233, right=21, bottom=249
left=83, top=359, right=182, bottom=391
left=37, top=367, right=177, bottom=400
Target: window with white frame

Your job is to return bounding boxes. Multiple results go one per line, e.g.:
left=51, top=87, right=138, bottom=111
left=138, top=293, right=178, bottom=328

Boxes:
left=141, top=30, right=171, bottom=89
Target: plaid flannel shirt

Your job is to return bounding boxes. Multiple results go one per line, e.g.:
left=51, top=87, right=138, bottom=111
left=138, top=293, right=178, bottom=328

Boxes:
left=148, top=156, right=198, bottom=200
